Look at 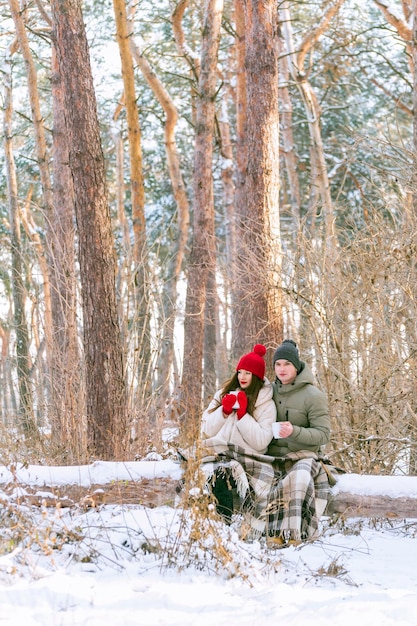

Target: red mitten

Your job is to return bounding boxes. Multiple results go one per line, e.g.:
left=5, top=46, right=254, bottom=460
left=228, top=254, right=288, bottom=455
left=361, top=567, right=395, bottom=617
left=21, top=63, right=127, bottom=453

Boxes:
left=221, top=393, right=236, bottom=416
left=236, top=391, right=248, bottom=419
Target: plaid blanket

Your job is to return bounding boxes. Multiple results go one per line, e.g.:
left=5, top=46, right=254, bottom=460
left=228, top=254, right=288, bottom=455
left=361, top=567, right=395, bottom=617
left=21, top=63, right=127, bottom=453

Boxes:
left=265, top=456, right=330, bottom=541
left=198, top=445, right=330, bottom=540
left=199, top=445, right=276, bottom=535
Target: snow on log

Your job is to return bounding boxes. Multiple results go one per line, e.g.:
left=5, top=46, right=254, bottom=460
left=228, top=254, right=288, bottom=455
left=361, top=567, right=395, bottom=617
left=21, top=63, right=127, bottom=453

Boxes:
left=327, top=474, right=417, bottom=518
left=2, top=462, right=417, bottom=518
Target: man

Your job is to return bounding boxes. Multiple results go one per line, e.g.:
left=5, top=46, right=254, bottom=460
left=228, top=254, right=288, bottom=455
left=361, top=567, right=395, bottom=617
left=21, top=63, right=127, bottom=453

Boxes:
left=266, top=339, right=331, bottom=548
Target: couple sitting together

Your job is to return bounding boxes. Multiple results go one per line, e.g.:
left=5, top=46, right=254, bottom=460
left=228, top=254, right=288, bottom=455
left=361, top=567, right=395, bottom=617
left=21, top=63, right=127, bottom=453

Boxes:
left=199, top=340, right=331, bottom=548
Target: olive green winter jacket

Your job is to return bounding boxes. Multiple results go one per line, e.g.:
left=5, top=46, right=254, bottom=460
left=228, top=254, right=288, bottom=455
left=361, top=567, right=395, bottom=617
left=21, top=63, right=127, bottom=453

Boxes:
left=267, top=362, right=330, bottom=458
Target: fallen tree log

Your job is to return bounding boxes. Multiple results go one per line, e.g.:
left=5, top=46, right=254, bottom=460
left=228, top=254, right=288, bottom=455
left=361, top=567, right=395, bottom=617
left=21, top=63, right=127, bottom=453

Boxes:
left=327, top=473, right=417, bottom=518
left=1, top=462, right=417, bottom=519
left=327, top=493, right=417, bottom=518
left=0, top=477, right=179, bottom=509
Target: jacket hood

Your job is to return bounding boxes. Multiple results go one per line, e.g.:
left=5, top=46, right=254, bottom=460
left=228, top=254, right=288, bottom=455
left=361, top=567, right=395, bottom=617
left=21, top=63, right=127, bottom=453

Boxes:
left=254, top=378, right=274, bottom=404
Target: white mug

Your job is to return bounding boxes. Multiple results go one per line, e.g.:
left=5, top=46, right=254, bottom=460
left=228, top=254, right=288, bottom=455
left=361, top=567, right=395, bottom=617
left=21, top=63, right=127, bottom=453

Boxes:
left=272, top=422, right=283, bottom=438
left=232, top=392, right=239, bottom=410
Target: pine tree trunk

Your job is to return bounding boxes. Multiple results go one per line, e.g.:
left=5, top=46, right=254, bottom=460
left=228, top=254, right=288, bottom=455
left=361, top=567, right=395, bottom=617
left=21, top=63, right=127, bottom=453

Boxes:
left=278, top=30, right=301, bottom=234
left=8, top=0, right=56, bottom=430
left=233, top=0, right=282, bottom=365
left=3, top=38, right=36, bottom=435
left=51, top=0, right=127, bottom=460
left=180, top=0, right=224, bottom=438
left=112, top=0, right=152, bottom=403
left=218, top=89, right=235, bottom=383
left=204, top=268, right=217, bottom=405
left=231, top=0, right=247, bottom=362
left=280, top=0, right=345, bottom=245
left=50, top=47, right=85, bottom=461
left=412, top=3, right=417, bottom=214
left=129, top=31, right=190, bottom=415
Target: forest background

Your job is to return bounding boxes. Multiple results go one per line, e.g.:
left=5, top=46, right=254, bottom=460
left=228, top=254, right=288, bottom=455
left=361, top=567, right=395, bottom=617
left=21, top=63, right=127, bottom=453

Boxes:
left=0, top=0, right=416, bottom=478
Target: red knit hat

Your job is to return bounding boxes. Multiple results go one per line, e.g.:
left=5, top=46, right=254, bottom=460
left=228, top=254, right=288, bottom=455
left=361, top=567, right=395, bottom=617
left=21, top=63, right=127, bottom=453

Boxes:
left=236, top=344, right=267, bottom=380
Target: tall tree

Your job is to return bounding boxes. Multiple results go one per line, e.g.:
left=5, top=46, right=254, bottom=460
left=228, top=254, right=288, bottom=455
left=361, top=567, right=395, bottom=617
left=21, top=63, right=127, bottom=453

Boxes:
left=50, top=0, right=127, bottom=460
left=216, top=73, right=237, bottom=386
left=373, top=0, right=417, bottom=211
left=112, top=0, right=152, bottom=400
left=8, top=0, right=55, bottom=430
left=50, top=46, right=84, bottom=460
left=232, top=0, right=282, bottom=365
left=128, top=18, right=190, bottom=416
left=278, top=25, right=301, bottom=234
left=3, top=37, right=36, bottom=435
left=8, top=0, right=84, bottom=454
left=279, top=0, right=346, bottom=244
left=230, top=0, right=247, bottom=358
left=180, top=0, right=224, bottom=436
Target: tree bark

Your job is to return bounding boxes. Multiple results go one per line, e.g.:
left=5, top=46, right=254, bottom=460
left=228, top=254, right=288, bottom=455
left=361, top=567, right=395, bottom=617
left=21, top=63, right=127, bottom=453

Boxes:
left=280, top=0, right=345, bottom=243
left=112, top=0, right=152, bottom=402
left=129, top=26, right=190, bottom=415
left=0, top=322, right=16, bottom=423
left=3, top=36, right=36, bottom=435
left=372, top=1, right=416, bottom=210
left=230, top=0, right=246, bottom=362
left=204, top=267, right=217, bottom=404
left=278, top=28, right=301, bottom=234
left=217, top=88, right=236, bottom=384
left=410, top=1, right=417, bottom=214
left=50, top=0, right=127, bottom=460
left=8, top=0, right=56, bottom=429
left=112, top=93, right=131, bottom=340
left=50, top=47, right=85, bottom=460
left=172, top=0, right=201, bottom=78
left=180, top=0, right=224, bottom=437
left=9, top=0, right=86, bottom=456
left=233, top=0, right=282, bottom=366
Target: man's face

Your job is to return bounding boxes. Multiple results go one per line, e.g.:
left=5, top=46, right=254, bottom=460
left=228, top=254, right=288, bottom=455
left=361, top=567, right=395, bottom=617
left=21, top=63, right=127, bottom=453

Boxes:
left=274, top=360, right=297, bottom=385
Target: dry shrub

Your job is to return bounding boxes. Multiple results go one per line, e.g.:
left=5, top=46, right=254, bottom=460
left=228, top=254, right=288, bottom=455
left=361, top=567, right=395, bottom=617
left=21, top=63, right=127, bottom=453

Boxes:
left=164, top=446, right=252, bottom=579
left=282, top=210, right=417, bottom=474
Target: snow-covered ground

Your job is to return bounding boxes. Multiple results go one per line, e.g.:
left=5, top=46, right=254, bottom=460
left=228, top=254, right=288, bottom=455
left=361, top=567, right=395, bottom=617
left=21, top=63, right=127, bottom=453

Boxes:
left=0, top=457, right=417, bottom=626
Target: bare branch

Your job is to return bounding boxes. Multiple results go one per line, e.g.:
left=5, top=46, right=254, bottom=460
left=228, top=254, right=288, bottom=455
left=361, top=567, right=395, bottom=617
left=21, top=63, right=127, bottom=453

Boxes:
left=297, top=0, right=347, bottom=73
left=373, top=0, right=411, bottom=41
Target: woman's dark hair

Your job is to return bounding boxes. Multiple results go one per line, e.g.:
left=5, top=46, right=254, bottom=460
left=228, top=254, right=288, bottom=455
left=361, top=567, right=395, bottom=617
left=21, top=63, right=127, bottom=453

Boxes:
left=209, top=372, right=264, bottom=416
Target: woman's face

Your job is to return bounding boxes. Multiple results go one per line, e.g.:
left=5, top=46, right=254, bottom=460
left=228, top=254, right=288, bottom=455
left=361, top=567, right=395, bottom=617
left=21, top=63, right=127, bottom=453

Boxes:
left=237, top=370, right=253, bottom=389
left=275, top=359, right=297, bottom=385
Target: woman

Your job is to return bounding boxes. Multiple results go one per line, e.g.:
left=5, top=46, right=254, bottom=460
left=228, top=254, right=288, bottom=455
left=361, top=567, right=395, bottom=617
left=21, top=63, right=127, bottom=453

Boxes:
left=201, top=344, right=276, bottom=529
left=266, top=339, right=331, bottom=547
